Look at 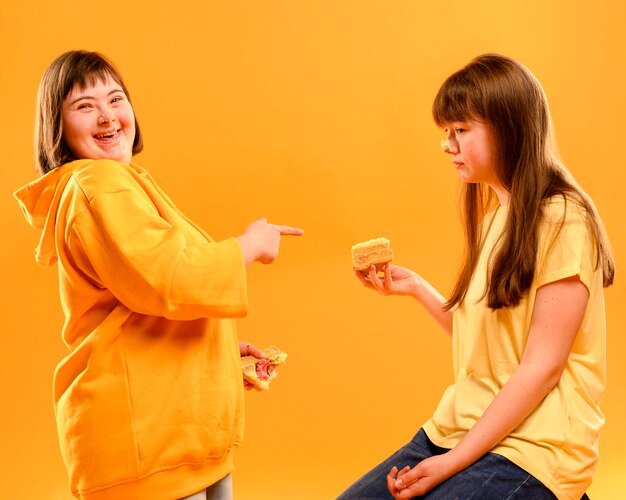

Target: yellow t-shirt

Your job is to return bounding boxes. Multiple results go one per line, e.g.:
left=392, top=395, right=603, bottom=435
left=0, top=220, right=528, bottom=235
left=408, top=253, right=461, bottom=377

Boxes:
left=423, top=197, right=606, bottom=500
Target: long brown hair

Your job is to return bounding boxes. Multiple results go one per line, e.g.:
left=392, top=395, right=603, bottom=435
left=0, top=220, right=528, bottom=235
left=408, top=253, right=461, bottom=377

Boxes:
left=433, top=54, right=614, bottom=310
left=35, top=50, right=143, bottom=175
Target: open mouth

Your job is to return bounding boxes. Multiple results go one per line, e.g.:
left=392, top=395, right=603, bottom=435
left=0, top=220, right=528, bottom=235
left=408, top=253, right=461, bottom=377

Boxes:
left=93, top=129, right=119, bottom=140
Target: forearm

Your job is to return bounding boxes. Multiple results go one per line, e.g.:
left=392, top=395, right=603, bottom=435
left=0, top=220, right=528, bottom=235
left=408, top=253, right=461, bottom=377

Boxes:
left=361, top=264, right=453, bottom=336
left=447, top=362, right=560, bottom=470
left=411, top=276, right=453, bottom=336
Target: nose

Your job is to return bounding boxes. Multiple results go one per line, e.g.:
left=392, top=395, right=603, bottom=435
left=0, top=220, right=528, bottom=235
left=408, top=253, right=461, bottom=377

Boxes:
left=97, top=111, right=114, bottom=126
left=440, top=137, right=459, bottom=154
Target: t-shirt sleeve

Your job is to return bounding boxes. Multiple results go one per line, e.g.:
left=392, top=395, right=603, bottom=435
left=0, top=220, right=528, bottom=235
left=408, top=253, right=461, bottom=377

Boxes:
left=536, top=201, right=595, bottom=291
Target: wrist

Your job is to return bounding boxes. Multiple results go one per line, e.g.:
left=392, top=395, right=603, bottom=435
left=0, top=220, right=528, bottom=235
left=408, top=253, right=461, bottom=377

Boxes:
left=409, top=273, right=423, bottom=300
left=236, top=234, right=258, bottom=266
left=444, top=447, right=472, bottom=475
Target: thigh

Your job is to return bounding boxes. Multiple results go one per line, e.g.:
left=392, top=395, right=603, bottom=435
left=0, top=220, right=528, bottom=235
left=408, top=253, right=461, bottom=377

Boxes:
left=423, top=453, right=556, bottom=500
left=337, top=429, right=440, bottom=500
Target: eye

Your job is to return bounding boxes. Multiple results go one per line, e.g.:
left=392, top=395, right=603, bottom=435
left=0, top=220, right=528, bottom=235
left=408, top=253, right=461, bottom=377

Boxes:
left=455, top=128, right=466, bottom=135
left=111, top=95, right=124, bottom=104
left=77, top=102, right=93, bottom=110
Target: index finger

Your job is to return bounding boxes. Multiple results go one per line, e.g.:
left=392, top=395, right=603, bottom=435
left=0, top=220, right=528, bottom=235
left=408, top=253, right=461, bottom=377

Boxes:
left=394, top=465, right=419, bottom=490
left=247, top=344, right=265, bottom=359
left=368, top=264, right=385, bottom=292
left=386, top=466, right=399, bottom=495
left=382, top=263, right=394, bottom=289
left=271, top=224, right=304, bottom=236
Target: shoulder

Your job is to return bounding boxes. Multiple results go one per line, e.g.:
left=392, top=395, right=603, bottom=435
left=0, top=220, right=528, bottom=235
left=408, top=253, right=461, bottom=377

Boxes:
left=541, top=194, right=589, bottom=226
left=536, top=196, right=598, bottom=288
left=67, top=160, right=148, bottom=201
left=538, top=195, right=594, bottom=261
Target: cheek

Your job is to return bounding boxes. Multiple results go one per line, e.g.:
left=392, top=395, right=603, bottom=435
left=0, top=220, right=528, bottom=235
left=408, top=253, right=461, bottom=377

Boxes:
left=472, top=144, right=492, bottom=165
left=63, top=116, right=87, bottom=139
left=120, top=109, right=136, bottom=136
left=62, top=120, right=95, bottom=158
left=126, top=119, right=137, bottom=143
left=61, top=123, right=81, bottom=148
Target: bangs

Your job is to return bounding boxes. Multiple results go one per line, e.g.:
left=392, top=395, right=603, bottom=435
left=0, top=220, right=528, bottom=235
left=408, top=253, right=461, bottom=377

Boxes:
left=72, top=70, right=117, bottom=91
left=61, top=58, right=124, bottom=100
left=432, top=71, right=484, bottom=127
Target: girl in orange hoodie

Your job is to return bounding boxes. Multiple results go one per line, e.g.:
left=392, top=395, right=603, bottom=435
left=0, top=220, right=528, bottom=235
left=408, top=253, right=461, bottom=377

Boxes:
left=15, top=50, right=302, bottom=500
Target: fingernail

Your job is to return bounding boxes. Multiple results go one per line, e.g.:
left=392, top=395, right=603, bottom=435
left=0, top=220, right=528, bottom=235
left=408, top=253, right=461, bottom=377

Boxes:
left=395, top=479, right=404, bottom=488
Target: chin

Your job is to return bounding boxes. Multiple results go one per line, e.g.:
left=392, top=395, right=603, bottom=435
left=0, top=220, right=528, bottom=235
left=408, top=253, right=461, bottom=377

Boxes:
left=100, top=151, right=132, bottom=164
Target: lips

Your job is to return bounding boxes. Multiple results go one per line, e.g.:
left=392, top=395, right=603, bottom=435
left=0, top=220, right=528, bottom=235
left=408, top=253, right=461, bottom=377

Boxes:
left=93, top=129, right=119, bottom=140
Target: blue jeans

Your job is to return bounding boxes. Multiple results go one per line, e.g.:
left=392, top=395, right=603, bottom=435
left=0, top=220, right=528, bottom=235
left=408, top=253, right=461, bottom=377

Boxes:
left=337, top=429, right=558, bottom=500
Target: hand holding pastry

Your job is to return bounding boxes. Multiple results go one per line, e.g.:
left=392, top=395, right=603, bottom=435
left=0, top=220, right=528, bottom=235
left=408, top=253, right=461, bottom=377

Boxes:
left=241, top=345, right=288, bottom=391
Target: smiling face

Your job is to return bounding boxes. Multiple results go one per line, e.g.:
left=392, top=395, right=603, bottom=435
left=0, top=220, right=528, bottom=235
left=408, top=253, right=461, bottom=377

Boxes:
left=441, top=119, right=508, bottom=205
left=61, top=75, right=136, bottom=164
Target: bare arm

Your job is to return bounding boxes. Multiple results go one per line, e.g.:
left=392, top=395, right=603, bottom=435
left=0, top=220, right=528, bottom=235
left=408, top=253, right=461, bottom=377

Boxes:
left=356, top=263, right=453, bottom=336
left=390, top=276, right=589, bottom=498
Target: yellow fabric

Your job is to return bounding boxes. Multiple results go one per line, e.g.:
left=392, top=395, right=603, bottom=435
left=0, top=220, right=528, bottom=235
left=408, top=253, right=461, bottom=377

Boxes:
left=423, top=198, right=606, bottom=500
left=15, top=159, right=249, bottom=500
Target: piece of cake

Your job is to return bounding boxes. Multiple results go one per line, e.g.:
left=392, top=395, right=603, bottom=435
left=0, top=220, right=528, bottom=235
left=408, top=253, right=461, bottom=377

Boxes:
left=351, top=237, right=394, bottom=271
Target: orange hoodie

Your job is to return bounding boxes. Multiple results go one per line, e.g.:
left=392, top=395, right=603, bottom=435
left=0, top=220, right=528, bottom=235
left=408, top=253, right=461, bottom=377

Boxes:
left=14, top=159, right=249, bottom=500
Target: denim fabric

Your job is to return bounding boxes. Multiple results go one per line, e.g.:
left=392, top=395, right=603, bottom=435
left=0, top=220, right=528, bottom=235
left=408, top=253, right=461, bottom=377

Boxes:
left=337, top=429, right=558, bottom=500
left=179, top=474, right=233, bottom=500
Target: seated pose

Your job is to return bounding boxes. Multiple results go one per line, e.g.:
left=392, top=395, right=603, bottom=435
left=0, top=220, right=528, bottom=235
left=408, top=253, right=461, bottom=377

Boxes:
left=15, top=50, right=302, bottom=500
left=339, top=54, right=613, bottom=500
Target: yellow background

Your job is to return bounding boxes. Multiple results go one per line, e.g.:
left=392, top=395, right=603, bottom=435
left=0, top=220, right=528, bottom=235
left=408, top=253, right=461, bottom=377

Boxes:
left=1, top=1, right=624, bottom=499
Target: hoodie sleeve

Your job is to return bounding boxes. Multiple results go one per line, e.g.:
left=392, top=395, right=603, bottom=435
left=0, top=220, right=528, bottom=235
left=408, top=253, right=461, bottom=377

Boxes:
left=66, top=164, right=248, bottom=321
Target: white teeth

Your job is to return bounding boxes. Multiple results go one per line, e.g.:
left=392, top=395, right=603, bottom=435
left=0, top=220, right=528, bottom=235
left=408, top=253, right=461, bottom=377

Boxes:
left=94, top=131, right=117, bottom=139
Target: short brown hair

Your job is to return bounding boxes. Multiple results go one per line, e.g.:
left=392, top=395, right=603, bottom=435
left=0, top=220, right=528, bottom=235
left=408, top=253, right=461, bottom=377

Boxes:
left=35, top=50, right=143, bottom=175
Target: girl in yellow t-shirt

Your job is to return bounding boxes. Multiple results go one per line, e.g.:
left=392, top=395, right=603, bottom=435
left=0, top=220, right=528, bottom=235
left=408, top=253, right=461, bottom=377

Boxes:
left=339, top=54, right=614, bottom=500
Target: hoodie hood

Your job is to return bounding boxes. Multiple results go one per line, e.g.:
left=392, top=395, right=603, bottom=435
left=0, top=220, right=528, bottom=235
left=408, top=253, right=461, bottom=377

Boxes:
left=14, top=161, right=88, bottom=267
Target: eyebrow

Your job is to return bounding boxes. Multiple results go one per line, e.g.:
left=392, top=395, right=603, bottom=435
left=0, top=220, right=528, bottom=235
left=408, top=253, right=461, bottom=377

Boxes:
left=67, top=89, right=124, bottom=106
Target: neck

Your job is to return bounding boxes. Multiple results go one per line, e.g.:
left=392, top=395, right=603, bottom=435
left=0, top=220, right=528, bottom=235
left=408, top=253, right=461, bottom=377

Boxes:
left=489, top=183, right=509, bottom=206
